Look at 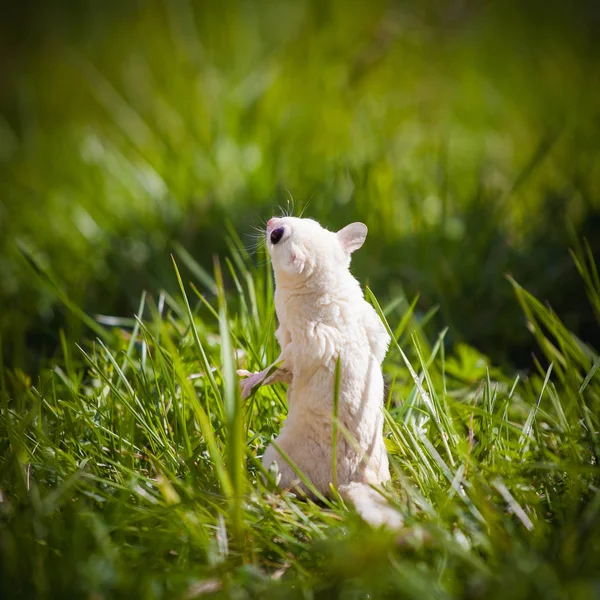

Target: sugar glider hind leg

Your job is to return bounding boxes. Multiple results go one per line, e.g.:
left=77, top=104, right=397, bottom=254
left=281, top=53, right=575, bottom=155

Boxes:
left=338, top=482, right=403, bottom=529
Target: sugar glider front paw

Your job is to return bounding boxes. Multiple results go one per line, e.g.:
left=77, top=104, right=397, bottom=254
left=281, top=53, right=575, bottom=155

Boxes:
left=236, top=369, right=265, bottom=399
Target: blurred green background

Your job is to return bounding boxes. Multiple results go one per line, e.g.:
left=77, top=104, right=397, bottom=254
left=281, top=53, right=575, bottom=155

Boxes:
left=2, top=0, right=600, bottom=370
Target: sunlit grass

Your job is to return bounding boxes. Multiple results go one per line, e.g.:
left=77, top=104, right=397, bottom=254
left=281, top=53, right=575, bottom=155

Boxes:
left=2, top=0, right=600, bottom=368
left=1, top=2, right=600, bottom=596
left=1, top=240, right=599, bottom=598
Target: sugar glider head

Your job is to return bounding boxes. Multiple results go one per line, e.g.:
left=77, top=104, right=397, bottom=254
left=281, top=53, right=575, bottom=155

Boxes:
left=265, top=216, right=367, bottom=282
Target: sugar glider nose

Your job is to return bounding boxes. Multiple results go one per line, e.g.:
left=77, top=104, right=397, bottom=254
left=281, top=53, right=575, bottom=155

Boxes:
left=267, top=218, right=277, bottom=228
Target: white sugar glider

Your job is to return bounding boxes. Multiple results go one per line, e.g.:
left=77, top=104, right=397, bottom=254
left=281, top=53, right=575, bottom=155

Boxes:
left=237, top=216, right=402, bottom=528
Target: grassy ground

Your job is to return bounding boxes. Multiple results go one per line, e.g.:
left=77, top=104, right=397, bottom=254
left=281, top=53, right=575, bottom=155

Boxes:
left=2, top=1, right=600, bottom=597
left=1, top=239, right=599, bottom=598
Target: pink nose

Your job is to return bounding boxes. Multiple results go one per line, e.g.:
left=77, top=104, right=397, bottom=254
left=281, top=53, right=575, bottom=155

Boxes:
left=267, top=218, right=277, bottom=227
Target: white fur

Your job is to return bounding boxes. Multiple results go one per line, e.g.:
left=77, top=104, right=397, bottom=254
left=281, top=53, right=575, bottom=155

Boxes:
left=238, top=217, right=401, bottom=528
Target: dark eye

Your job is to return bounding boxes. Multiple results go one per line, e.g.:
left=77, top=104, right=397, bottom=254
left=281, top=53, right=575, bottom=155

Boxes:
left=270, top=227, right=284, bottom=244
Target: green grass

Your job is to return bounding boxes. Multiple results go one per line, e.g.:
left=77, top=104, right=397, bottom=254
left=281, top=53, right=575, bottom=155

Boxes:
left=2, top=0, right=600, bottom=368
left=2, top=1, right=600, bottom=596
left=1, top=238, right=599, bottom=599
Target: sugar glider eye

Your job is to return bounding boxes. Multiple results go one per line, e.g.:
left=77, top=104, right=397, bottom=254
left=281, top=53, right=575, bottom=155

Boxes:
left=270, top=227, right=284, bottom=244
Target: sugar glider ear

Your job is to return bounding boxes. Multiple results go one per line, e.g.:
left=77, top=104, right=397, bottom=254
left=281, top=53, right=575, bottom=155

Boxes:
left=337, top=222, right=368, bottom=254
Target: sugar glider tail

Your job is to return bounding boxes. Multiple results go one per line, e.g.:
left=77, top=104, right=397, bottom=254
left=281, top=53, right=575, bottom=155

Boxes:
left=339, top=482, right=403, bottom=529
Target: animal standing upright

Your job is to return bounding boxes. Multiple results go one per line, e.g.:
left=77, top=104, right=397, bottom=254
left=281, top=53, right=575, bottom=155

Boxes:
left=238, top=216, right=401, bottom=527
